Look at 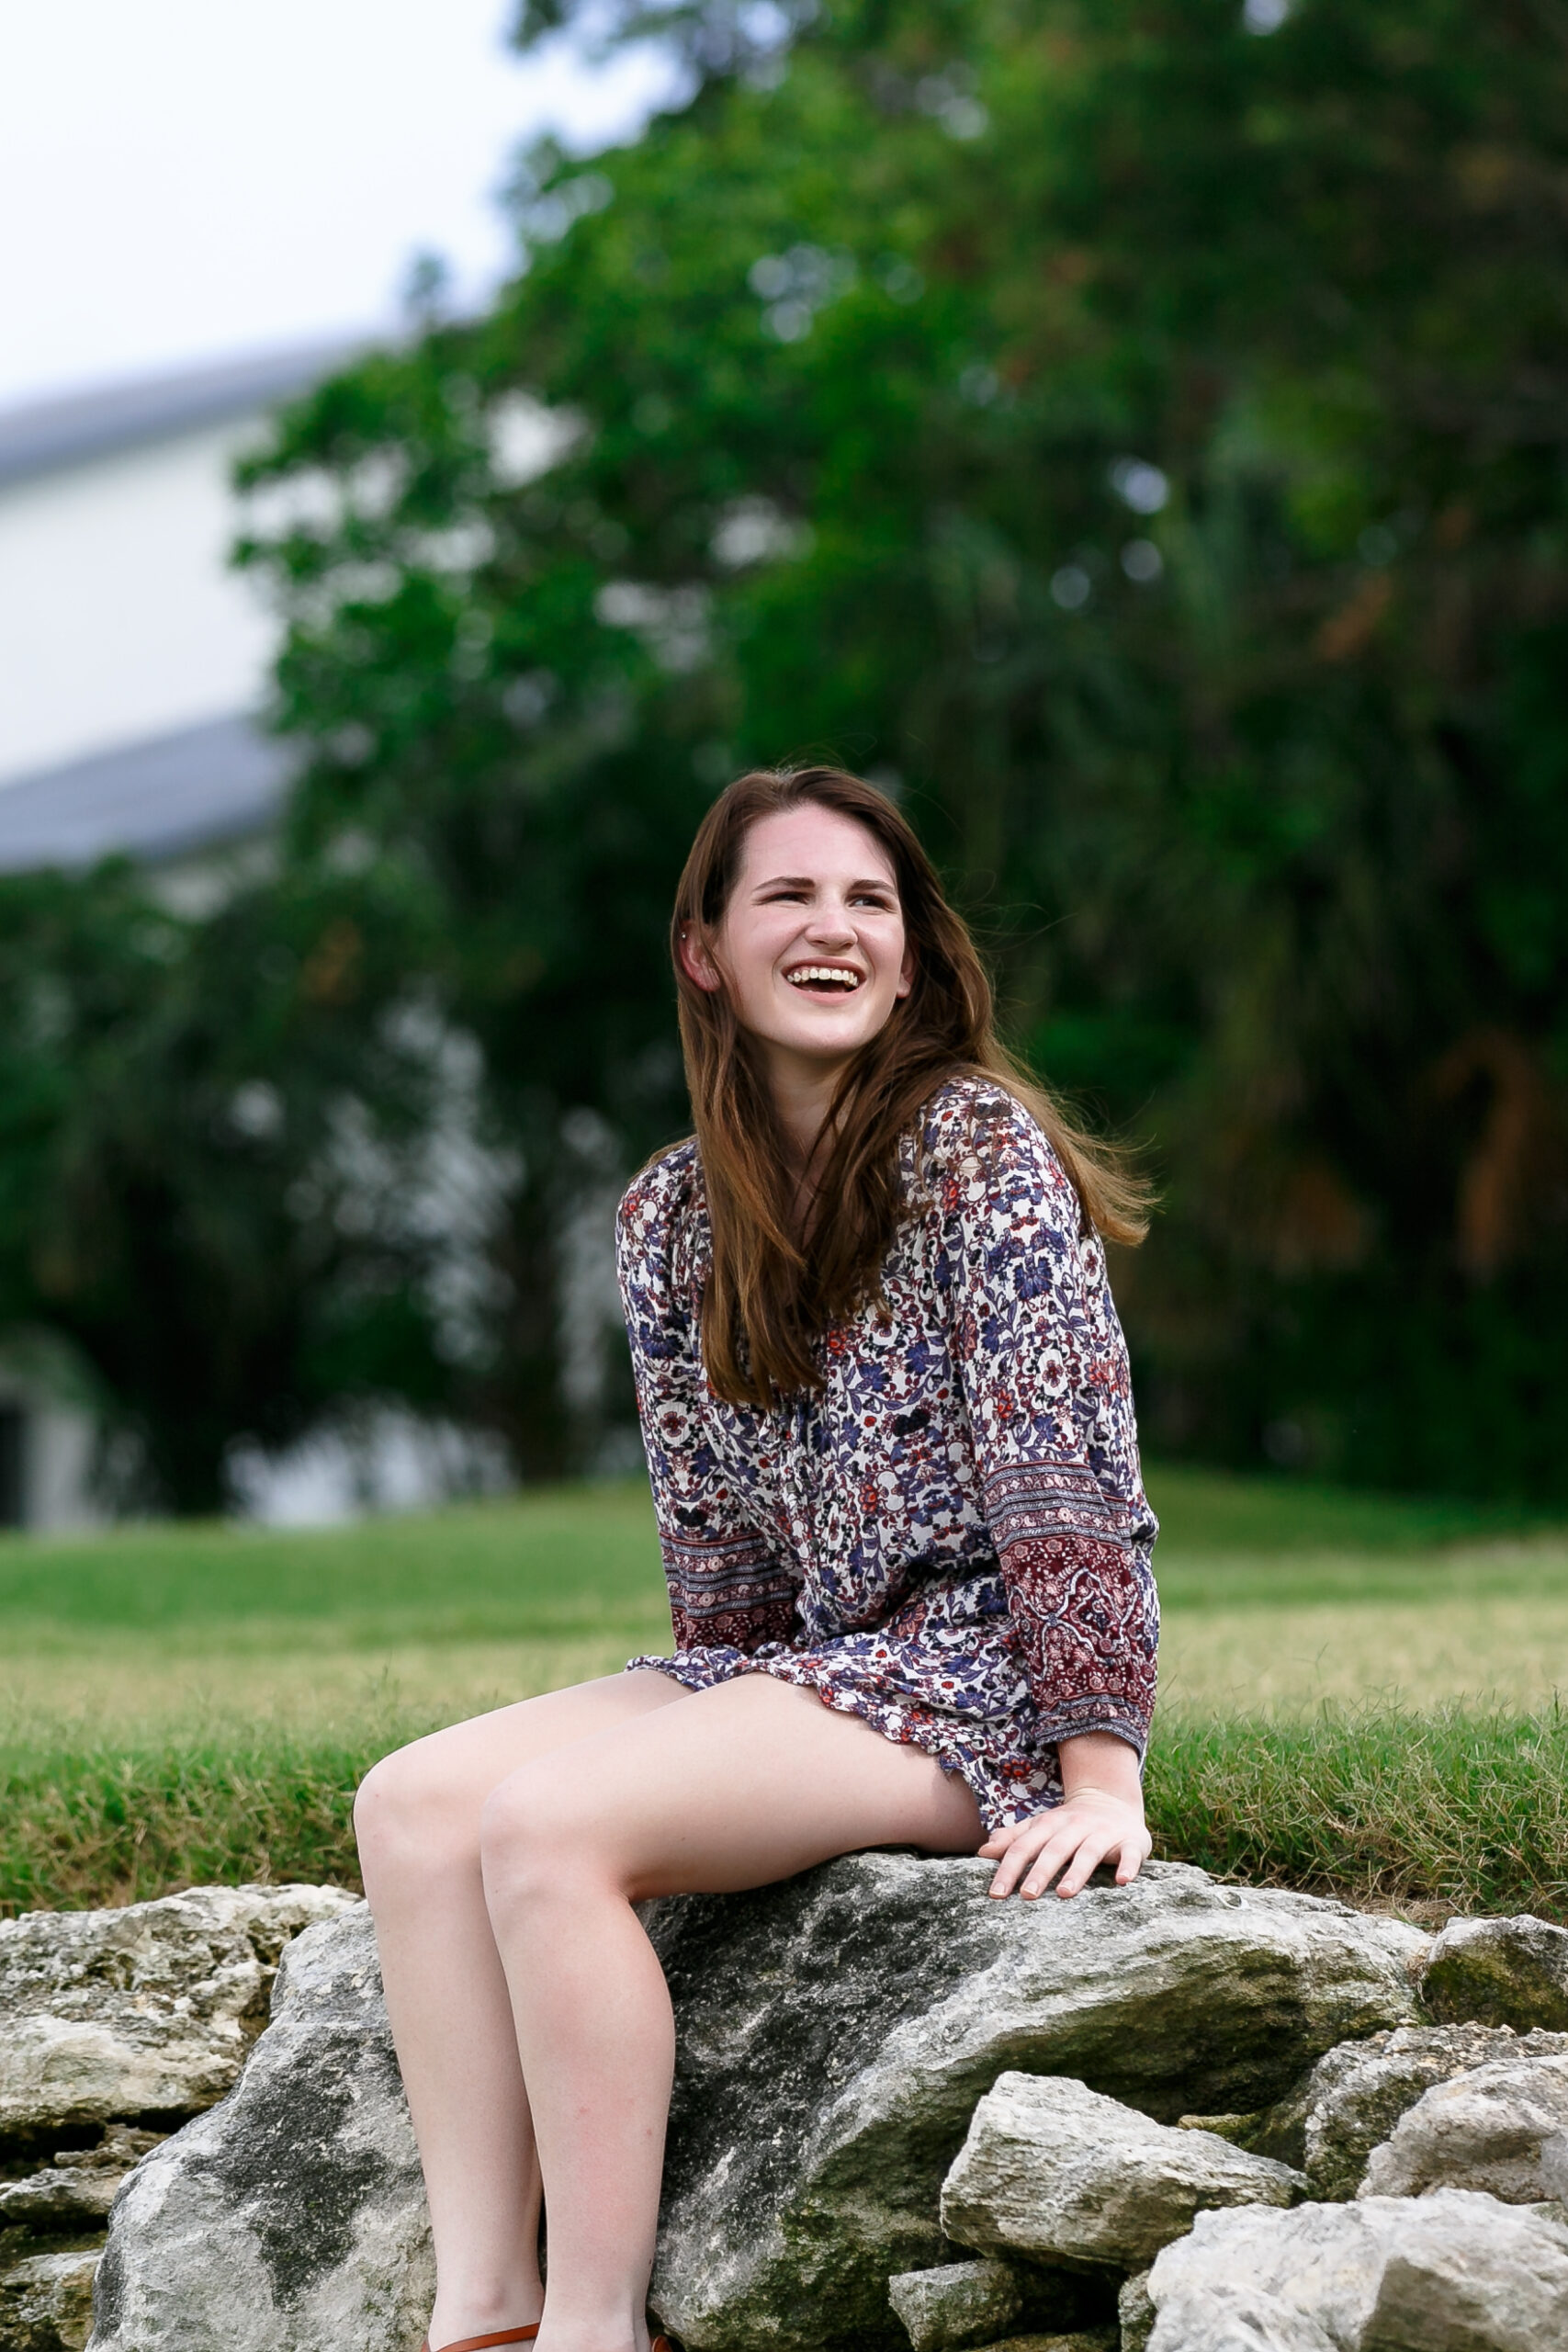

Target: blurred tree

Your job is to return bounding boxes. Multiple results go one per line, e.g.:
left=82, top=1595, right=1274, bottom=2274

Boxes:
left=0, top=861, right=453, bottom=1513
left=231, top=0, right=1568, bottom=1496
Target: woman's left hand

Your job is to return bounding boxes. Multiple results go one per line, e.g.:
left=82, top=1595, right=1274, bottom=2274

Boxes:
left=976, top=1732, right=1153, bottom=1898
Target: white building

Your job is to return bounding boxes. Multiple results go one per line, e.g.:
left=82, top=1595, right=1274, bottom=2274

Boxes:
left=0, top=340, right=359, bottom=870
left=0, top=342, right=512, bottom=1526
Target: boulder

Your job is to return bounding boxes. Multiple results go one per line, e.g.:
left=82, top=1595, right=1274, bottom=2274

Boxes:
left=90, top=1859, right=1424, bottom=2352
left=1145, top=2188, right=1568, bottom=2351
left=85, top=1907, right=432, bottom=2352
left=888, top=2258, right=1024, bottom=2350
left=0, top=1886, right=355, bottom=2146
left=1423, top=1915, right=1568, bottom=2033
left=0, top=2251, right=100, bottom=2352
left=940, top=2074, right=1303, bottom=2271
left=885, top=2257, right=1110, bottom=2349
left=0, top=2129, right=164, bottom=2229
left=1360, top=2053, right=1568, bottom=2204
left=1252, top=2021, right=1568, bottom=2199
left=644, top=1856, right=1422, bottom=2348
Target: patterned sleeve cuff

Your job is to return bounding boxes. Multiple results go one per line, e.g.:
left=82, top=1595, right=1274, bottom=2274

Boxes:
left=1032, top=1694, right=1150, bottom=1760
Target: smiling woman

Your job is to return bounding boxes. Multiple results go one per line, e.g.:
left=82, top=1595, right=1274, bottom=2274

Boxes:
left=351, top=766, right=1160, bottom=2352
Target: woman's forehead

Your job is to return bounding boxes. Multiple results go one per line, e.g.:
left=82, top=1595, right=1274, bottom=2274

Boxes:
left=737, top=804, right=897, bottom=888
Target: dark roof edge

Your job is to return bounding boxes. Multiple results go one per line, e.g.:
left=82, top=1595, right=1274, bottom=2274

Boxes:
left=0, top=334, right=378, bottom=491
left=0, top=713, right=294, bottom=873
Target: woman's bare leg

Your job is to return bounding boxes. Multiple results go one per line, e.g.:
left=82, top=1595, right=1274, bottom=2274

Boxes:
left=353, top=1672, right=690, bottom=2349
left=477, top=1676, right=982, bottom=2352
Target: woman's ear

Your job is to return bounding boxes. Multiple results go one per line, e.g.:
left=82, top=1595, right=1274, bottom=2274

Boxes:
left=896, top=946, right=916, bottom=1001
left=679, top=925, right=724, bottom=993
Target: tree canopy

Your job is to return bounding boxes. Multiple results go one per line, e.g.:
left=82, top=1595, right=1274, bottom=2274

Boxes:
left=11, top=0, right=1565, bottom=1505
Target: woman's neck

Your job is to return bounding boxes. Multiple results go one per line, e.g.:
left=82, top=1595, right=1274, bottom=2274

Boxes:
left=760, top=1044, right=854, bottom=1186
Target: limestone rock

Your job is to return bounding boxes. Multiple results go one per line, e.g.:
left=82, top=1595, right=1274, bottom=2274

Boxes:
left=645, top=1856, right=1420, bottom=2348
left=1145, top=2188, right=1568, bottom=2351
left=1117, top=2271, right=1155, bottom=2352
left=0, top=1885, right=355, bottom=2144
left=941, top=2074, right=1303, bottom=2272
left=1360, top=2053, right=1568, bottom=2203
left=0, top=2129, right=165, bottom=2228
left=1423, top=1914, right=1568, bottom=2032
left=88, top=1858, right=1423, bottom=2352
left=888, top=2257, right=1024, bottom=2350
left=885, top=2258, right=1110, bottom=2351
left=0, top=2250, right=100, bottom=2352
left=1248, top=2020, right=1568, bottom=2197
left=85, top=1907, right=433, bottom=2352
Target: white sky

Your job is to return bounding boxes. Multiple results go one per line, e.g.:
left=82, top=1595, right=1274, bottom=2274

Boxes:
left=0, top=0, right=677, bottom=413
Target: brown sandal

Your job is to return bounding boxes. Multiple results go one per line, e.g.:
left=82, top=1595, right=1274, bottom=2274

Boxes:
left=421, top=2323, right=672, bottom=2351
left=420, top=2332, right=540, bottom=2351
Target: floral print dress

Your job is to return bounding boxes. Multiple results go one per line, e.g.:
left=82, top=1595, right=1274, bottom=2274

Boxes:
left=616, top=1077, right=1159, bottom=1832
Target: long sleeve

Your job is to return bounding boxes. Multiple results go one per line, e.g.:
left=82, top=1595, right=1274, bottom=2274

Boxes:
left=930, top=1090, right=1159, bottom=1756
left=616, top=1152, right=798, bottom=1656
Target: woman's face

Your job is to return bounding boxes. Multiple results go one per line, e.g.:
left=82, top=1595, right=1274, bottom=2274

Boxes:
left=682, top=804, right=914, bottom=1073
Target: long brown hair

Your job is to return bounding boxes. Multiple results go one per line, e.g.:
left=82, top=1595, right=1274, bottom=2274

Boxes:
left=671, top=767, right=1149, bottom=1407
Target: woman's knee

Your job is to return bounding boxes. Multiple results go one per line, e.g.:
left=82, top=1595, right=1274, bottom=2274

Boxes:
left=478, top=1763, right=616, bottom=1911
left=354, top=1736, right=478, bottom=1872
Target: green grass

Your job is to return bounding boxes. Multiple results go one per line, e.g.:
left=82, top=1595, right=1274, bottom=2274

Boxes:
left=0, top=1484, right=667, bottom=1643
left=2, top=1465, right=1565, bottom=1919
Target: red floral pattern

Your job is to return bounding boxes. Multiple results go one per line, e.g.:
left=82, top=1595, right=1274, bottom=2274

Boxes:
left=616, top=1079, right=1159, bottom=1831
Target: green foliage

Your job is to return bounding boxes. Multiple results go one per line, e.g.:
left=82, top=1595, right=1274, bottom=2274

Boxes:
left=0, top=861, right=449, bottom=1512
left=224, top=0, right=1568, bottom=1494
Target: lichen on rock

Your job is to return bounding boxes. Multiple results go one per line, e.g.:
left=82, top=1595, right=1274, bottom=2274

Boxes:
left=1423, top=1914, right=1568, bottom=2034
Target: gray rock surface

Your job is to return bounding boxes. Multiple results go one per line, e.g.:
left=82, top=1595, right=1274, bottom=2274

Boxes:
left=941, top=2074, right=1303, bottom=2270
left=0, top=2251, right=99, bottom=2352
left=0, top=2130, right=164, bottom=2228
left=970, top=2336, right=1115, bottom=2352
left=1424, top=1914, right=1568, bottom=2032
left=0, top=1886, right=355, bottom=2144
left=1360, top=2053, right=1568, bottom=2203
left=1145, top=2188, right=1568, bottom=2351
left=645, top=1856, right=1421, bottom=2348
left=888, top=2258, right=1024, bottom=2351
left=85, top=1907, right=433, bottom=2352
left=87, top=1859, right=1424, bottom=2352
left=1247, top=2021, right=1568, bottom=2197
left=1117, top=2272, right=1156, bottom=2352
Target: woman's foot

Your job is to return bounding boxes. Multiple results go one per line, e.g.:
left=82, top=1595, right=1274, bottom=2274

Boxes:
left=423, top=2329, right=540, bottom=2352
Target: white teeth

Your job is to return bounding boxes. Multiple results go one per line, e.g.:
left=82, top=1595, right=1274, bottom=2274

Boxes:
left=785, top=966, right=863, bottom=989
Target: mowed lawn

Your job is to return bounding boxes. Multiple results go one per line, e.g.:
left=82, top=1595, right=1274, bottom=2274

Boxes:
left=2, top=1469, right=1565, bottom=1917
left=1, top=1467, right=1562, bottom=1752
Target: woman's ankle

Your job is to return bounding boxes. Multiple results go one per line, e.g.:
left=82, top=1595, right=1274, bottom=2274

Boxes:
left=426, top=2278, right=545, bottom=2348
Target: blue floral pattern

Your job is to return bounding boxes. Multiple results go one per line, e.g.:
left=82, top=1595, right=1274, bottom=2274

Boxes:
left=616, top=1078, right=1158, bottom=1831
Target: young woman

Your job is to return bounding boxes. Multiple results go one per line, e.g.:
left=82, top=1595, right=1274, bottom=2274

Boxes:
left=355, top=767, right=1159, bottom=2352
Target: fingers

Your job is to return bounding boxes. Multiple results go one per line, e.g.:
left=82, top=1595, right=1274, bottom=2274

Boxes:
left=985, top=1809, right=1152, bottom=1901
left=976, top=1822, right=1020, bottom=1860
left=1115, top=1826, right=1154, bottom=1886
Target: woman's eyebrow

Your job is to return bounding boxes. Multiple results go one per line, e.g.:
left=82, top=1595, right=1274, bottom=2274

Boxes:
left=750, top=874, right=898, bottom=892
